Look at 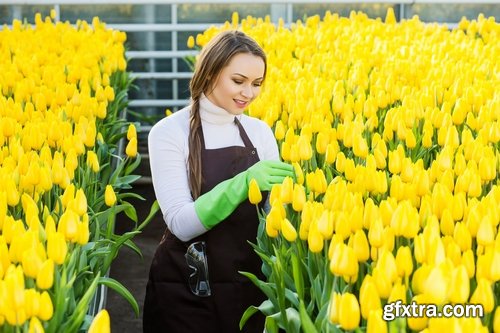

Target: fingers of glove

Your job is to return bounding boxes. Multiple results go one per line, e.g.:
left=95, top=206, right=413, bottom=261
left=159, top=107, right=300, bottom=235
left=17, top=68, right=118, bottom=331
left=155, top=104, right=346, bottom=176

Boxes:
left=268, top=175, right=289, bottom=185
left=262, top=160, right=294, bottom=171
left=268, top=167, right=295, bottom=178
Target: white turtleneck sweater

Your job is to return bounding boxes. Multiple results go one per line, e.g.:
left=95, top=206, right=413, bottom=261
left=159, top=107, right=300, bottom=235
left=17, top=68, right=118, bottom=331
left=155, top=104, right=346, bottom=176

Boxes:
left=148, top=96, right=280, bottom=241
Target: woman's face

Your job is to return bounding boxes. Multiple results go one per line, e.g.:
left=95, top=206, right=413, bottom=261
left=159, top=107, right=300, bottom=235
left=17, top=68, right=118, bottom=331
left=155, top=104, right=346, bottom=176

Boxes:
left=206, top=52, right=265, bottom=115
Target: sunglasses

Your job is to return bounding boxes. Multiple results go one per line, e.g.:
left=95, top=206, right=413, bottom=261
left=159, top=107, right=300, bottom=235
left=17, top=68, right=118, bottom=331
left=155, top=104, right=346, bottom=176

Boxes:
left=185, top=241, right=211, bottom=297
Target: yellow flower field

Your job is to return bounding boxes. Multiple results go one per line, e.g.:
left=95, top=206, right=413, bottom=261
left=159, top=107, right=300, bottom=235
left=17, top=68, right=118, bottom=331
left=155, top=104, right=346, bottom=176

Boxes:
left=191, top=8, right=500, bottom=333
left=0, top=13, right=157, bottom=332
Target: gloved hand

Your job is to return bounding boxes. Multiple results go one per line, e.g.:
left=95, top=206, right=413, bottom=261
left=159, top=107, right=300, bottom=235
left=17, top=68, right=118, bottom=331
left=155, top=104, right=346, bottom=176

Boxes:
left=194, top=160, right=294, bottom=230
left=245, top=160, right=295, bottom=191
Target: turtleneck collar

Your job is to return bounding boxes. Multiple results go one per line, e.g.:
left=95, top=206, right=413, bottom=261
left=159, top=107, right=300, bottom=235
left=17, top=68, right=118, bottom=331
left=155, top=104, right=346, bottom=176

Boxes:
left=199, top=94, right=239, bottom=125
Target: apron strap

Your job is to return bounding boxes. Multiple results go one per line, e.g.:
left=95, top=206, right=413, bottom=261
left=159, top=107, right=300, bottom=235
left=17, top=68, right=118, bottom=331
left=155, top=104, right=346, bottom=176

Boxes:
left=234, top=117, right=255, bottom=149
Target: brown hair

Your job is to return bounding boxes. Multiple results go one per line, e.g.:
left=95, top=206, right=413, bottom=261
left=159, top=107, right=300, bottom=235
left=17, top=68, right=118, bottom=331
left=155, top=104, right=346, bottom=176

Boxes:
left=188, top=30, right=267, bottom=199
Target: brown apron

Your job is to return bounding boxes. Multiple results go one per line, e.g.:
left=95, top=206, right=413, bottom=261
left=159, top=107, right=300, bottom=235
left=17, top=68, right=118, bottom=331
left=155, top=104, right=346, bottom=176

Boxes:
left=143, top=118, right=267, bottom=333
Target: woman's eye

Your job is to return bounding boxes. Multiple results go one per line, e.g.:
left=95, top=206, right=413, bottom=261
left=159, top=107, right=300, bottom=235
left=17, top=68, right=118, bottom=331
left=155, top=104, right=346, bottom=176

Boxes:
left=253, top=82, right=262, bottom=87
left=233, top=80, right=243, bottom=84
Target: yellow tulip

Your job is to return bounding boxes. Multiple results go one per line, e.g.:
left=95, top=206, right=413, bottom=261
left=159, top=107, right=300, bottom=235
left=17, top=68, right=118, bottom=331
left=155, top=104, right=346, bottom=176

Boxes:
left=462, top=249, right=475, bottom=278
left=73, top=189, right=88, bottom=216
left=385, top=7, right=397, bottom=24
left=388, top=280, right=407, bottom=304
left=105, top=185, right=117, bottom=207
left=29, top=317, right=44, bottom=333
left=47, top=232, right=67, bottom=265
left=22, top=248, right=43, bottom=279
left=448, top=265, right=469, bottom=304
left=38, top=291, right=53, bottom=321
left=280, top=176, right=294, bottom=204
left=127, top=123, right=137, bottom=140
left=308, top=227, right=324, bottom=253
left=338, top=292, right=360, bottom=330
left=477, top=215, right=494, bottom=246
left=325, top=142, right=339, bottom=164
left=274, top=120, right=285, bottom=140
left=89, top=309, right=111, bottom=333
left=328, top=292, right=341, bottom=324
left=248, top=178, right=262, bottom=205
left=352, top=229, right=369, bottom=262
left=291, top=184, right=306, bottom=212
left=367, top=309, right=387, bottom=333
left=395, top=246, right=413, bottom=277
left=187, top=35, right=195, bottom=48
left=470, top=278, right=494, bottom=313
left=36, top=259, right=54, bottom=290
left=86, top=150, right=100, bottom=173
left=125, top=136, right=138, bottom=158
left=280, top=218, right=297, bottom=242
left=368, top=217, right=384, bottom=248
left=297, top=136, right=312, bottom=161
left=407, top=294, right=429, bottom=331
left=104, top=86, right=115, bottom=101
left=493, top=306, right=500, bottom=333
left=359, top=277, right=381, bottom=319
left=265, top=208, right=280, bottom=238
left=353, top=134, right=368, bottom=158
left=5, top=179, right=20, bottom=206
left=316, top=132, right=329, bottom=154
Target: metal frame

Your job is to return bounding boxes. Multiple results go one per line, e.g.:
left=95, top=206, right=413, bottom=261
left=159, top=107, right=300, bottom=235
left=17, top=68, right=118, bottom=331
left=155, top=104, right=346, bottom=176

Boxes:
left=2, top=1, right=499, bottom=110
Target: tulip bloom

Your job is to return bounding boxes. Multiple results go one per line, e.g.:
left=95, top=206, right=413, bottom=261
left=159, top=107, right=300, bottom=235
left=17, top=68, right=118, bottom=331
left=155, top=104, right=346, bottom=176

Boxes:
left=127, top=123, right=137, bottom=140
left=248, top=178, right=262, bottom=205
left=126, top=136, right=138, bottom=158
left=338, top=293, right=360, bottom=330
left=105, top=185, right=117, bottom=207
left=89, top=309, right=111, bottom=333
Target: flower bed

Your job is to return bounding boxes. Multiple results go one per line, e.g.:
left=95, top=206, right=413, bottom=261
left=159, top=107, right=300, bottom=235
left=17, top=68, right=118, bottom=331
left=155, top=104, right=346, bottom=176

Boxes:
left=191, top=9, right=500, bottom=333
left=0, top=13, right=158, bottom=332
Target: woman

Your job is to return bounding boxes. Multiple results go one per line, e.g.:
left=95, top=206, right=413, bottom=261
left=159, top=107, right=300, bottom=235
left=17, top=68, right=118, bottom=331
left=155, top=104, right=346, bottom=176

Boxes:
left=143, top=30, right=294, bottom=333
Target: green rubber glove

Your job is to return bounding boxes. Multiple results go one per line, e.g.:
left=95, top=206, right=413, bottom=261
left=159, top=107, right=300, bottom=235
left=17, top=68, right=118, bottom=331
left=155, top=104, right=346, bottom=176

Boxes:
left=194, top=160, right=294, bottom=229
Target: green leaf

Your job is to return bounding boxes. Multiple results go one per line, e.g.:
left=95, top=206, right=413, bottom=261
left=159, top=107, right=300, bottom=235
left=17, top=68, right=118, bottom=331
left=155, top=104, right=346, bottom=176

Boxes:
left=60, top=272, right=101, bottom=333
left=116, top=191, right=146, bottom=201
left=265, top=316, right=279, bottom=333
left=102, top=230, right=141, bottom=273
left=135, top=200, right=160, bottom=232
left=291, top=251, right=304, bottom=301
left=98, top=276, right=140, bottom=317
left=299, top=300, right=319, bottom=333
left=239, top=271, right=278, bottom=308
left=239, top=306, right=259, bottom=330
left=123, top=201, right=138, bottom=222
left=240, top=299, right=276, bottom=330
left=122, top=239, right=143, bottom=259
left=124, top=153, right=142, bottom=175
left=114, top=175, right=141, bottom=188
left=285, top=307, right=301, bottom=333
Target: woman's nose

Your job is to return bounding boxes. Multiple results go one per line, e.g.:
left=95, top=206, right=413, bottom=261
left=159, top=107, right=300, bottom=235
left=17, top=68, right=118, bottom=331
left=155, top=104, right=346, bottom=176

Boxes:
left=241, top=84, right=253, bottom=98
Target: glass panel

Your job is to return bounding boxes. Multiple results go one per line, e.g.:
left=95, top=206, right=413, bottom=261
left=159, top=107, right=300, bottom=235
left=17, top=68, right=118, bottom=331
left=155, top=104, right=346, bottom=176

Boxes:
left=0, top=6, right=12, bottom=22
left=128, top=107, right=171, bottom=126
left=124, top=31, right=171, bottom=51
left=178, top=30, right=199, bottom=51
left=178, top=4, right=270, bottom=23
left=178, top=79, right=191, bottom=100
left=4, top=5, right=53, bottom=22
left=128, top=59, right=173, bottom=73
left=409, top=4, right=499, bottom=23
left=154, top=79, right=174, bottom=99
left=60, top=5, right=170, bottom=24
left=293, top=4, right=395, bottom=21
left=154, top=5, right=172, bottom=23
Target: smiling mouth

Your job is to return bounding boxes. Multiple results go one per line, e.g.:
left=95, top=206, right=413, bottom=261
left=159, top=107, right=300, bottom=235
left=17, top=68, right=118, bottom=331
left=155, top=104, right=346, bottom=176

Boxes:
left=234, top=99, right=249, bottom=107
